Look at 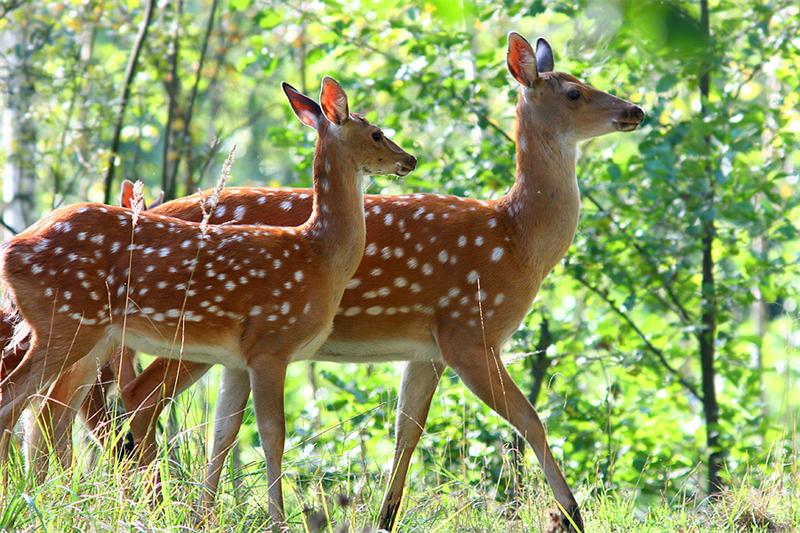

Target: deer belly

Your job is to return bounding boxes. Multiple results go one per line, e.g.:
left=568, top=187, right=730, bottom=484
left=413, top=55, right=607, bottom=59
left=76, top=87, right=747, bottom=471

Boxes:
left=117, top=327, right=248, bottom=369
left=311, top=338, right=442, bottom=363
left=288, top=324, right=333, bottom=362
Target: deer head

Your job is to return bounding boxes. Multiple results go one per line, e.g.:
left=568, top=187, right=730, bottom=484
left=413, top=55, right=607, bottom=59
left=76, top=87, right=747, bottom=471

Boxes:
left=507, top=32, right=644, bottom=140
left=283, top=77, right=417, bottom=177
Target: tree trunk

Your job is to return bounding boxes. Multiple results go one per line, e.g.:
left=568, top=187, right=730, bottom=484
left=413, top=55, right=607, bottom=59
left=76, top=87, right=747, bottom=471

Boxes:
left=102, top=0, right=156, bottom=204
left=698, top=0, right=725, bottom=495
left=162, top=0, right=183, bottom=201
left=0, top=19, right=38, bottom=236
left=180, top=0, right=219, bottom=194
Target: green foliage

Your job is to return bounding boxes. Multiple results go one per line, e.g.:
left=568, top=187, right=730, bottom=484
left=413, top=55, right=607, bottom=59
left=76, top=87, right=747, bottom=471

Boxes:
left=1, top=0, right=798, bottom=527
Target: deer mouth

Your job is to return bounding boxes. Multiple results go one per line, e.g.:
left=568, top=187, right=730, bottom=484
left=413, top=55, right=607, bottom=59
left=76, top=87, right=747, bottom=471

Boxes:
left=395, top=165, right=414, bottom=176
left=612, top=119, right=641, bottom=132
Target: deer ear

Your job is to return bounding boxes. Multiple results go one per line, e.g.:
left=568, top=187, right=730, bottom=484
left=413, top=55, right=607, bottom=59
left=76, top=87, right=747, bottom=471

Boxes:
left=319, top=76, right=349, bottom=126
left=507, top=32, right=539, bottom=87
left=119, top=180, right=135, bottom=208
left=535, top=38, right=554, bottom=73
left=282, top=82, right=322, bottom=129
left=149, top=190, right=165, bottom=209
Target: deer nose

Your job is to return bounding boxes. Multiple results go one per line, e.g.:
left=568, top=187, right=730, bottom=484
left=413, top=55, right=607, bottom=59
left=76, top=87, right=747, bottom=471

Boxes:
left=628, top=105, right=645, bottom=122
left=401, top=155, right=417, bottom=171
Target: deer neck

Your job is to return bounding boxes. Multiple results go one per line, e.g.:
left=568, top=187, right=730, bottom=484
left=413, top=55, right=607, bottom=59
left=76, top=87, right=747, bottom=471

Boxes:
left=502, top=95, right=581, bottom=268
left=304, top=128, right=366, bottom=278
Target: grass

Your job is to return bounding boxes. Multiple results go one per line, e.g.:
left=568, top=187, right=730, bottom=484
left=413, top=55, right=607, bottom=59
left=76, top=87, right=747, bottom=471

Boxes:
left=1, top=407, right=797, bottom=533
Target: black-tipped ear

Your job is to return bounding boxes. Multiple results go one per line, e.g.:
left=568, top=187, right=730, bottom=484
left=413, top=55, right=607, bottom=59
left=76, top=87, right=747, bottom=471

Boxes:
left=319, top=76, right=349, bottom=126
left=535, top=38, right=554, bottom=73
left=119, top=180, right=135, bottom=208
left=507, top=32, right=538, bottom=87
left=282, top=82, right=322, bottom=129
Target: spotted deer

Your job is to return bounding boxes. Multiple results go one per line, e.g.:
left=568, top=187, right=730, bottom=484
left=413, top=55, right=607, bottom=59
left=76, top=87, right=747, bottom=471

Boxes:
left=31, top=33, right=642, bottom=530
left=15, top=180, right=161, bottom=476
left=0, top=180, right=161, bottom=468
left=0, top=77, right=416, bottom=524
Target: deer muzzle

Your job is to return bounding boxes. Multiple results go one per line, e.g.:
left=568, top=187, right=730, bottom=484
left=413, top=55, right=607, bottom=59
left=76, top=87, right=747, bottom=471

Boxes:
left=613, top=105, right=645, bottom=132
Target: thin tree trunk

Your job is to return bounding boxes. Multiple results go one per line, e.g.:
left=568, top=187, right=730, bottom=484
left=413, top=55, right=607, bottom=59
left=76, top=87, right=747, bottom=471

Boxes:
left=53, top=19, right=96, bottom=208
left=751, top=65, right=781, bottom=420
left=1, top=16, right=37, bottom=235
left=161, top=0, right=183, bottom=200
left=698, top=0, right=725, bottom=495
left=102, top=0, right=156, bottom=204
left=179, top=0, right=219, bottom=194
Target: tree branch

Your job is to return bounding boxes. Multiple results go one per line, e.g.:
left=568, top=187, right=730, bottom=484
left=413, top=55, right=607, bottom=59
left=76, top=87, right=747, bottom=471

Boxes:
left=102, top=0, right=156, bottom=204
left=176, top=0, right=218, bottom=194
left=0, top=214, right=20, bottom=235
left=161, top=0, right=183, bottom=200
left=0, top=0, right=22, bottom=21
left=583, top=191, right=695, bottom=324
left=572, top=273, right=702, bottom=402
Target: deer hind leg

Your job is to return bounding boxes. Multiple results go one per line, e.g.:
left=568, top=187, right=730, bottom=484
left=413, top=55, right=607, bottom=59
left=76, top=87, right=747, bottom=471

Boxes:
left=80, top=346, right=138, bottom=443
left=79, top=361, right=118, bottom=449
left=378, top=360, right=445, bottom=531
left=248, top=358, right=288, bottom=528
left=437, top=338, right=584, bottom=533
left=0, top=328, right=110, bottom=464
left=201, top=367, right=250, bottom=511
left=28, top=353, right=104, bottom=483
left=122, top=358, right=212, bottom=466
left=30, top=345, right=129, bottom=478
left=109, top=346, right=138, bottom=395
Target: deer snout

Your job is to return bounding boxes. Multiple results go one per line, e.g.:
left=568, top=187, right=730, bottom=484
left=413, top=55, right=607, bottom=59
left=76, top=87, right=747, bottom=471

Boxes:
left=613, top=105, right=645, bottom=132
left=396, top=155, right=417, bottom=176
left=627, top=105, right=645, bottom=123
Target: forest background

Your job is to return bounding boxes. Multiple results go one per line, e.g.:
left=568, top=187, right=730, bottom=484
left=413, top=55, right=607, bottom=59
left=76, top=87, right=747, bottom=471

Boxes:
left=0, top=0, right=798, bottom=530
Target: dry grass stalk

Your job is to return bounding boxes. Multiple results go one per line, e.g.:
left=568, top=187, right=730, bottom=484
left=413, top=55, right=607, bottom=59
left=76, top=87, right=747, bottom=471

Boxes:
left=199, top=144, right=237, bottom=238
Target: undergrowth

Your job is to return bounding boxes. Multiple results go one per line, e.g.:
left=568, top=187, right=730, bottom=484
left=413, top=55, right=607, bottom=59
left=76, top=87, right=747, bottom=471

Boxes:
left=0, top=407, right=796, bottom=533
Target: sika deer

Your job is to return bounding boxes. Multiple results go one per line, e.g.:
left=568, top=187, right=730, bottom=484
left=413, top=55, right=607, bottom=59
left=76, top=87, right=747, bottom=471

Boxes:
left=0, top=77, right=416, bottom=525
left=34, top=33, right=643, bottom=530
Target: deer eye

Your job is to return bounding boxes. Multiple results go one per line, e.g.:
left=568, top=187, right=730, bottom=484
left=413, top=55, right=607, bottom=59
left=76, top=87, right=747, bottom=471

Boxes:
left=371, top=131, right=382, bottom=142
left=566, top=89, right=581, bottom=101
